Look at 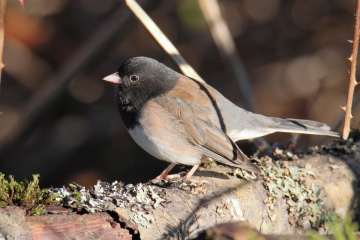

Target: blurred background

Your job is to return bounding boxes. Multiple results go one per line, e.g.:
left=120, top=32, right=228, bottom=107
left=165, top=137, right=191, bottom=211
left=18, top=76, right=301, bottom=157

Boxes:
left=0, top=0, right=359, bottom=188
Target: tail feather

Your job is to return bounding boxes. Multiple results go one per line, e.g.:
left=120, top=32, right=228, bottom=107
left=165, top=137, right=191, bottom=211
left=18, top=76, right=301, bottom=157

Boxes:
left=271, top=118, right=339, bottom=137
left=286, top=118, right=331, bottom=130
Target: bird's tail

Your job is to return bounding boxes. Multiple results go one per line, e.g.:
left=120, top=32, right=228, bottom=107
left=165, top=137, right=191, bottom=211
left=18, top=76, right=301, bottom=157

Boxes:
left=270, top=118, right=339, bottom=137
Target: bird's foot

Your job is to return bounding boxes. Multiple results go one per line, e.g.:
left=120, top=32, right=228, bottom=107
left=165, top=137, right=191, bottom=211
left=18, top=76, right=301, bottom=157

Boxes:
left=180, top=177, right=210, bottom=186
left=150, top=163, right=209, bottom=186
left=150, top=173, right=209, bottom=186
left=152, top=172, right=186, bottom=181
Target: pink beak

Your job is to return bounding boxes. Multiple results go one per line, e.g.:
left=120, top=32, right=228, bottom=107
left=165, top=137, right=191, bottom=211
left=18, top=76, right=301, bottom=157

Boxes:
left=103, top=72, right=122, bottom=84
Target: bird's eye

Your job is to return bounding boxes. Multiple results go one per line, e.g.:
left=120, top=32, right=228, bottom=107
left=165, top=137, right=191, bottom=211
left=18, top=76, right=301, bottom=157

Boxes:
left=130, top=75, right=139, bottom=82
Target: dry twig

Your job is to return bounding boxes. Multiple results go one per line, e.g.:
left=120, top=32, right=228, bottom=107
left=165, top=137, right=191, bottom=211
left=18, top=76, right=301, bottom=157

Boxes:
left=18, top=0, right=24, bottom=9
left=124, top=0, right=204, bottom=82
left=0, top=0, right=7, bottom=88
left=198, top=0, right=254, bottom=112
left=198, top=0, right=270, bottom=149
left=342, top=0, right=360, bottom=139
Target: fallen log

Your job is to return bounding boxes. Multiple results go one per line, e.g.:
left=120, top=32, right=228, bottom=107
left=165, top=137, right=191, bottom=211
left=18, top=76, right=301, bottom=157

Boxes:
left=0, top=206, right=132, bottom=240
left=0, top=150, right=358, bottom=239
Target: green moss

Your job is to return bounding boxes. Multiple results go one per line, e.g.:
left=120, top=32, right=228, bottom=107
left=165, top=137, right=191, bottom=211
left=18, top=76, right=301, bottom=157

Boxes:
left=68, top=183, right=77, bottom=189
left=27, top=204, right=46, bottom=216
left=0, top=173, right=58, bottom=215
left=307, top=215, right=358, bottom=240
left=72, top=192, right=81, bottom=199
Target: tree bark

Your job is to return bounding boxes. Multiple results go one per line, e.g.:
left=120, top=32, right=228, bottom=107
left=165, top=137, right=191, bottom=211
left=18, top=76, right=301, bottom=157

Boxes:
left=0, top=153, right=358, bottom=239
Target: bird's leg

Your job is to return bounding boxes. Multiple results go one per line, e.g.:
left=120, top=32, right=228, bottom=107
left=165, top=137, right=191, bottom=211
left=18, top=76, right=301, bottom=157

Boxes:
left=164, top=163, right=201, bottom=180
left=181, top=163, right=210, bottom=185
left=182, top=163, right=200, bottom=180
left=153, top=163, right=177, bottom=180
left=153, top=163, right=209, bottom=185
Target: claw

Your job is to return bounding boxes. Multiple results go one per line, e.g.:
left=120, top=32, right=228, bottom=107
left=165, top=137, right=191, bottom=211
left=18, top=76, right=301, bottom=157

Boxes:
left=181, top=177, right=210, bottom=186
left=151, top=163, right=210, bottom=185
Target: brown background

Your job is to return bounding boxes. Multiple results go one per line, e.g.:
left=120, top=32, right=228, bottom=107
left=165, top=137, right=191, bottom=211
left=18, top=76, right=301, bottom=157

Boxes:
left=0, top=0, right=358, bottom=188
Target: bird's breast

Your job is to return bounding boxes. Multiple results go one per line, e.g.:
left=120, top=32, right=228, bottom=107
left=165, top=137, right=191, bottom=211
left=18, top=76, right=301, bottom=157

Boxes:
left=126, top=100, right=203, bottom=166
left=128, top=125, right=166, bottom=160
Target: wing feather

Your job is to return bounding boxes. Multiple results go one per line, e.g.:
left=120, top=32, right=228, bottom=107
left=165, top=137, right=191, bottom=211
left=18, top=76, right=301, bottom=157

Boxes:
left=155, top=81, right=260, bottom=173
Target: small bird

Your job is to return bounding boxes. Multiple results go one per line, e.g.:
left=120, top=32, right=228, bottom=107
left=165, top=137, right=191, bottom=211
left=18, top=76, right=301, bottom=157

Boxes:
left=103, top=57, right=339, bottom=182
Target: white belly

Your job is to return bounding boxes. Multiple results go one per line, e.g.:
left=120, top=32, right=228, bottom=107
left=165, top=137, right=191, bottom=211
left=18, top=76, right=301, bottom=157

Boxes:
left=128, top=125, right=200, bottom=166
left=128, top=125, right=165, bottom=160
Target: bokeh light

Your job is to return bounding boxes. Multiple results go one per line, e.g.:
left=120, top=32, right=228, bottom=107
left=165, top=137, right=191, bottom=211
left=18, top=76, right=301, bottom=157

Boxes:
left=0, top=0, right=357, bottom=189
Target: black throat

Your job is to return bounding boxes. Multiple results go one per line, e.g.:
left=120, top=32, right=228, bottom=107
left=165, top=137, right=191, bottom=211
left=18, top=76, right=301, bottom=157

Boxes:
left=116, top=85, right=147, bottom=129
left=115, top=74, right=178, bottom=130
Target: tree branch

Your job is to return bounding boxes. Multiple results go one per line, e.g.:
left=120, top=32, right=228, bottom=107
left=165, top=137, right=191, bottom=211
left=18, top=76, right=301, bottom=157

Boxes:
left=342, top=0, right=360, bottom=139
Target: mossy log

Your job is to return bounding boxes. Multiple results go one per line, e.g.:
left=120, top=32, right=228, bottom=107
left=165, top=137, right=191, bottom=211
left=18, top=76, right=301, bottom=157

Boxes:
left=0, top=152, right=358, bottom=239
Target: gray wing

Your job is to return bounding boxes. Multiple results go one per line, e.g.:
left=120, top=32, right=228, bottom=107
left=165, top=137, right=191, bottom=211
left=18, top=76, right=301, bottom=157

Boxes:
left=201, top=81, right=339, bottom=141
left=155, top=93, right=260, bottom=173
left=189, top=117, right=260, bottom=173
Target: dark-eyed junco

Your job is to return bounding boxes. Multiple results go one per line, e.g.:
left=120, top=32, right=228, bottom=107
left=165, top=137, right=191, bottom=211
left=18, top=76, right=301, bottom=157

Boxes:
left=103, top=57, right=339, bottom=182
